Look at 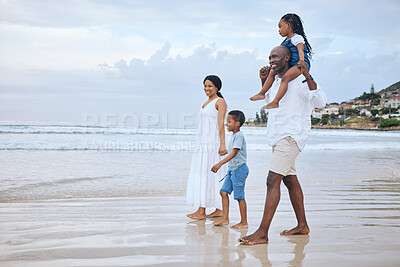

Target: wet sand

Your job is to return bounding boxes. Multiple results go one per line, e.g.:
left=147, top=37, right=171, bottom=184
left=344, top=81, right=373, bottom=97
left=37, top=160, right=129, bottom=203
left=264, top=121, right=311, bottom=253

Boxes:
left=1, top=179, right=399, bottom=266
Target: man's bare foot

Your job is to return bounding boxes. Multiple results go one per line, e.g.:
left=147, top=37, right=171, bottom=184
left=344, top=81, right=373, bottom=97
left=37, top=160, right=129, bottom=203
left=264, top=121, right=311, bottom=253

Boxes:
left=206, top=209, right=223, bottom=218
left=213, top=219, right=229, bottom=226
left=280, top=226, right=310, bottom=236
left=238, top=228, right=268, bottom=245
left=250, top=93, right=266, bottom=101
left=230, top=222, right=248, bottom=229
left=265, top=101, right=279, bottom=109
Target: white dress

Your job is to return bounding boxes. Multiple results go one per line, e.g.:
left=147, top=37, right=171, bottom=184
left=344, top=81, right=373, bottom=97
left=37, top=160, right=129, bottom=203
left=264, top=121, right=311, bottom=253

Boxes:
left=186, top=97, right=227, bottom=210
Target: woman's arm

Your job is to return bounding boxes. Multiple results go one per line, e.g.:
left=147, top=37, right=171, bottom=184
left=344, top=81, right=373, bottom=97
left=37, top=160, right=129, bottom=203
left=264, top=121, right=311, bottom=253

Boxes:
left=216, top=98, right=227, bottom=156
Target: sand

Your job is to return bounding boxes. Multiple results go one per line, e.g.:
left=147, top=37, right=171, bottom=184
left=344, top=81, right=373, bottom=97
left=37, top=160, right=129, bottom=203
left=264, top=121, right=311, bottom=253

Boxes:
left=1, top=179, right=400, bottom=266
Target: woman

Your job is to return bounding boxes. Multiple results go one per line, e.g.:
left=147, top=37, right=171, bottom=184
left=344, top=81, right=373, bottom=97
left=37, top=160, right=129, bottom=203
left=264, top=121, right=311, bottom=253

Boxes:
left=186, top=75, right=228, bottom=220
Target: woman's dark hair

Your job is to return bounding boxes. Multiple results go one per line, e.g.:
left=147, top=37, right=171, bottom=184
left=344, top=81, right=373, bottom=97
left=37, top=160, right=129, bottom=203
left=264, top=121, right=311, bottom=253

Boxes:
left=228, top=110, right=245, bottom=126
left=281, top=13, right=312, bottom=58
left=203, top=75, right=223, bottom=98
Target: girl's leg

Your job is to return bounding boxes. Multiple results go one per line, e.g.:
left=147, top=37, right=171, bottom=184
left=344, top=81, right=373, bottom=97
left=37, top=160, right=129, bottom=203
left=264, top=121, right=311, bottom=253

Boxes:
left=265, top=66, right=301, bottom=109
left=186, top=207, right=206, bottom=220
left=213, top=191, right=230, bottom=226
left=231, top=199, right=248, bottom=229
left=250, top=71, right=277, bottom=101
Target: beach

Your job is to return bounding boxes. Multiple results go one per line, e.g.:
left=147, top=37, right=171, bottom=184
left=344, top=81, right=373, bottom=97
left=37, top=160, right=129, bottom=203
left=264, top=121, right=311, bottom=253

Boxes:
left=1, top=125, right=400, bottom=266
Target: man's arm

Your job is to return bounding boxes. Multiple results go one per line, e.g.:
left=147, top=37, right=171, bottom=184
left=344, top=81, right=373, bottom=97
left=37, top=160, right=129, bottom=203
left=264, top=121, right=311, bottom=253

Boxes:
left=297, top=61, right=327, bottom=109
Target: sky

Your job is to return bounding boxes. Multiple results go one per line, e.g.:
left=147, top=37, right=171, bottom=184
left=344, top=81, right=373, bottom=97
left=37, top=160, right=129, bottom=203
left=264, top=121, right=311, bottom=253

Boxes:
left=1, top=0, right=400, bottom=126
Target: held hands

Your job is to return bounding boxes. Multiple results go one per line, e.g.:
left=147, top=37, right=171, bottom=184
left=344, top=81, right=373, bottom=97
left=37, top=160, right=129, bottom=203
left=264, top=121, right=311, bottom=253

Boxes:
left=297, top=60, right=309, bottom=77
left=218, top=144, right=228, bottom=156
left=211, top=163, right=222, bottom=173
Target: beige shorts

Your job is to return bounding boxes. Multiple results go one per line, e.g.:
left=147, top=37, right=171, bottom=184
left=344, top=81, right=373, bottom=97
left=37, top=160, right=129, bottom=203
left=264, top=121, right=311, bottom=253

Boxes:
left=270, top=136, right=301, bottom=176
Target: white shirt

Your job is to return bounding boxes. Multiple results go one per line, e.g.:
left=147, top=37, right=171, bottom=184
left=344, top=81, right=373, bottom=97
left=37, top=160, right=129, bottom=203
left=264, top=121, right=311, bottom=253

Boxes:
left=265, top=75, right=327, bottom=151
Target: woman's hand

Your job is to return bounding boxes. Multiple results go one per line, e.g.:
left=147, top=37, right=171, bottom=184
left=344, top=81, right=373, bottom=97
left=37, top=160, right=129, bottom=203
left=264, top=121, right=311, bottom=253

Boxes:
left=218, top=144, right=228, bottom=156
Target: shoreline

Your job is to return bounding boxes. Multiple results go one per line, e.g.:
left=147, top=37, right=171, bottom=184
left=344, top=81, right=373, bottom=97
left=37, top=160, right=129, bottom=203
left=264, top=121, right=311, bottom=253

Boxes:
left=244, top=123, right=400, bottom=131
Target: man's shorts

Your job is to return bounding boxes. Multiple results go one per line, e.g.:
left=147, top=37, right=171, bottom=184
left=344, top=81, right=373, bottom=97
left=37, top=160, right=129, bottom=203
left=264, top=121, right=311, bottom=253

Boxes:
left=220, top=163, right=249, bottom=200
left=270, top=136, right=300, bottom=176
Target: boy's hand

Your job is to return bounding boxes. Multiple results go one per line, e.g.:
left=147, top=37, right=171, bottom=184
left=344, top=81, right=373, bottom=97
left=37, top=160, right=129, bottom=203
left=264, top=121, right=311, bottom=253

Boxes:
left=297, top=60, right=309, bottom=76
left=259, top=66, right=271, bottom=80
left=211, top=163, right=221, bottom=173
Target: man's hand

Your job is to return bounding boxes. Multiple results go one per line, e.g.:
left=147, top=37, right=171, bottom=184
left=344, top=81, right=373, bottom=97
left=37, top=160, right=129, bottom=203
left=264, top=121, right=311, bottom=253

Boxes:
left=297, top=60, right=309, bottom=77
left=259, top=66, right=271, bottom=80
left=211, top=163, right=222, bottom=173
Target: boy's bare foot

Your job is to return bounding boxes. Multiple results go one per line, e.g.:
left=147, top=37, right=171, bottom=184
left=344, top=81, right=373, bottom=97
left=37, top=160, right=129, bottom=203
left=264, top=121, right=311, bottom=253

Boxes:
left=280, top=225, right=310, bottom=236
left=238, top=228, right=268, bottom=245
left=250, top=93, right=266, bottom=101
left=230, top=222, right=248, bottom=229
left=265, top=101, right=279, bottom=109
left=206, top=209, right=223, bottom=218
left=213, top=219, right=229, bottom=226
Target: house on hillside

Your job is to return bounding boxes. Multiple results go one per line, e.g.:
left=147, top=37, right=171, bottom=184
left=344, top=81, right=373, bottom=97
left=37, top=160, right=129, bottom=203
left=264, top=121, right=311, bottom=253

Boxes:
left=384, top=95, right=400, bottom=108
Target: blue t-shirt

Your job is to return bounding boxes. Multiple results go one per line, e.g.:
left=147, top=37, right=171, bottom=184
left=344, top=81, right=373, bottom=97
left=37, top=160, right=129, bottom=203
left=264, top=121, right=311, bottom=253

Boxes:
left=228, top=131, right=247, bottom=171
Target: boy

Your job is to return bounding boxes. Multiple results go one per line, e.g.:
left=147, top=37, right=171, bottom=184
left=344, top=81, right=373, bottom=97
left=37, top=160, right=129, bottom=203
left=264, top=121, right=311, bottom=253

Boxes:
left=211, top=110, right=249, bottom=229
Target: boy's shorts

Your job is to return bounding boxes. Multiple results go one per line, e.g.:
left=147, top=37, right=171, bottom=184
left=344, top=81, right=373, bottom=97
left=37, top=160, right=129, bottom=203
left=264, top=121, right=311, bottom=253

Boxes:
left=220, top=163, right=249, bottom=200
left=269, top=136, right=300, bottom=176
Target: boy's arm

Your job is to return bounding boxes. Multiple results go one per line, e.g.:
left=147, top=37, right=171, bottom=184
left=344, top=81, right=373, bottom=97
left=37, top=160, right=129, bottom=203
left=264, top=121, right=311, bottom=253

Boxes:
left=211, top=148, right=239, bottom=173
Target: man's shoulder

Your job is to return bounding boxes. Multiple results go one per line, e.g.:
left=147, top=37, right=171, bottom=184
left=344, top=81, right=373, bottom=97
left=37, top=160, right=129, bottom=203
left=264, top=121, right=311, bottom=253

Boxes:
left=288, top=75, right=305, bottom=88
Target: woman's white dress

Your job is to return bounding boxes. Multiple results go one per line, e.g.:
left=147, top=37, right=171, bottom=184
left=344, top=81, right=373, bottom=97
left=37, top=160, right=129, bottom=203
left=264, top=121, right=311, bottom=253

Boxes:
left=186, top=97, right=227, bottom=210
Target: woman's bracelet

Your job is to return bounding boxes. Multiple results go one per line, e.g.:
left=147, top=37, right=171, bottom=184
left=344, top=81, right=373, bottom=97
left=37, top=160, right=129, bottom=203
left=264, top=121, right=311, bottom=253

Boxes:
left=302, top=75, right=313, bottom=83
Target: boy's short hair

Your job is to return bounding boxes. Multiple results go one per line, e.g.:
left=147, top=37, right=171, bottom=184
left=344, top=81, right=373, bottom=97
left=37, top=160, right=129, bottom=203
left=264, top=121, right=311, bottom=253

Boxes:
left=228, top=110, right=245, bottom=126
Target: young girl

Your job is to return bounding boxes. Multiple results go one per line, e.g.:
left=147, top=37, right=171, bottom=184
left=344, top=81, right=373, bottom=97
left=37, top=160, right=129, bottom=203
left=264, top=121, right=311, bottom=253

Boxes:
left=186, top=75, right=228, bottom=220
left=250, top=13, right=312, bottom=109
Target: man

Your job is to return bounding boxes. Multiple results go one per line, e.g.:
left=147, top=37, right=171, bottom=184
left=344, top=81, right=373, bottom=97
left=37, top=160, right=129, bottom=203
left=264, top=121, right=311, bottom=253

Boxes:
left=240, top=46, right=327, bottom=245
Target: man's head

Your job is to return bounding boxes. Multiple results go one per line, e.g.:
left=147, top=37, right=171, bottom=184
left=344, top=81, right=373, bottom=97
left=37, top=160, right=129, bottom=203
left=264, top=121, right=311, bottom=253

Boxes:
left=269, top=46, right=291, bottom=76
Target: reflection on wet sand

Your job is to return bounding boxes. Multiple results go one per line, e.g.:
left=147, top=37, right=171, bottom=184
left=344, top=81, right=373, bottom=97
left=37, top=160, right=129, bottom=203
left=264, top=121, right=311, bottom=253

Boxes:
left=1, top=179, right=400, bottom=266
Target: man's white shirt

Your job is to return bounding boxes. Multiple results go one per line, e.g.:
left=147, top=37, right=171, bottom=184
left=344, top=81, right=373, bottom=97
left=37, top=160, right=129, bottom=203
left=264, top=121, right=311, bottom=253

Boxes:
left=265, top=75, right=327, bottom=151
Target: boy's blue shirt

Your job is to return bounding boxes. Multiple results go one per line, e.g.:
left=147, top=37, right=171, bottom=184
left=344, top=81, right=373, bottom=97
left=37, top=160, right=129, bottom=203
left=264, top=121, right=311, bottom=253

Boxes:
left=228, top=131, right=247, bottom=171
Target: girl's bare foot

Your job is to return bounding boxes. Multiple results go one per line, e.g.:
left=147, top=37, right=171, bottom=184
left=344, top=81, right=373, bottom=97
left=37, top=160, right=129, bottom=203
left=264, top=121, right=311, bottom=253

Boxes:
left=265, top=101, right=279, bottom=109
left=206, top=209, right=223, bottom=218
left=280, top=225, right=310, bottom=235
left=230, top=222, right=248, bottom=229
left=213, top=219, right=229, bottom=226
left=238, top=228, right=268, bottom=245
left=250, top=93, right=266, bottom=101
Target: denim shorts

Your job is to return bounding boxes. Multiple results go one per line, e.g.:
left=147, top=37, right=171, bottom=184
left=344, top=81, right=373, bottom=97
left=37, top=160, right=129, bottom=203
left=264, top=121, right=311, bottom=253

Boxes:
left=220, top=163, right=249, bottom=200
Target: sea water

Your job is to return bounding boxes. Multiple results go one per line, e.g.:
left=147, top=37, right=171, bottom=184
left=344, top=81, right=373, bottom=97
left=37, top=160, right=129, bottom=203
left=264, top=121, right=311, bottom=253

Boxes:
left=0, top=123, right=399, bottom=202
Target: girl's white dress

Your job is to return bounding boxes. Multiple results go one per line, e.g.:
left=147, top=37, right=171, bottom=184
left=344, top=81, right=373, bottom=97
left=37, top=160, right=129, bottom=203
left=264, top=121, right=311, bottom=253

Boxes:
left=186, top=97, right=227, bottom=210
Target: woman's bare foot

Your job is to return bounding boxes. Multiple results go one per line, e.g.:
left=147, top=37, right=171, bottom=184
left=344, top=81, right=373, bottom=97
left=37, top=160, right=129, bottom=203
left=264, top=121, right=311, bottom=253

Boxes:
left=265, top=100, right=279, bottom=109
left=186, top=212, right=206, bottom=220
left=213, top=218, right=229, bottom=226
left=250, top=93, right=266, bottom=101
left=280, top=225, right=310, bottom=235
left=238, top=228, right=268, bottom=245
left=186, top=208, right=206, bottom=220
left=206, top=209, right=223, bottom=218
left=230, top=222, right=248, bottom=229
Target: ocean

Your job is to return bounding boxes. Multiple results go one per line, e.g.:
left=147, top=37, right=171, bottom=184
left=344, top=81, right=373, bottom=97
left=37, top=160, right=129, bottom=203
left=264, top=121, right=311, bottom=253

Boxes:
left=1, top=123, right=399, bottom=202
